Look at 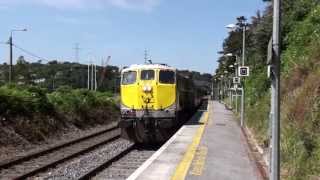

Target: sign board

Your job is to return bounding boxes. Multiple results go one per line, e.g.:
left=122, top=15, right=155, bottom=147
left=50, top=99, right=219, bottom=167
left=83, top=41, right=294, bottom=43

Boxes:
left=238, top=66, right=250, bottom=77
left=233, top=77, right=241, bottom=84
left=267, top=37, right=274, bottom=65
left=267, top=65, right=272, bottom=78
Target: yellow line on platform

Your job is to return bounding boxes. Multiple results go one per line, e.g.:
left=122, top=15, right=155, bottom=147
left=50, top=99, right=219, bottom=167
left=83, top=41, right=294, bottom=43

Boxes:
left=171, top=107, right=209, bottom=180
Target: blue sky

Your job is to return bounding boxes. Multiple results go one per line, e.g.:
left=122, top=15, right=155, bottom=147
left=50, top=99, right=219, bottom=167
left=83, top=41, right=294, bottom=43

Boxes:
left=0, top=0, right=266, bottom=73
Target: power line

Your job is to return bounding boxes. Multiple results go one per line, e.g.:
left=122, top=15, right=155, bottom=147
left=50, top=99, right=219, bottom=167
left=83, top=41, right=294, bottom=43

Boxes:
left=12, top=43, right=49, bottom=62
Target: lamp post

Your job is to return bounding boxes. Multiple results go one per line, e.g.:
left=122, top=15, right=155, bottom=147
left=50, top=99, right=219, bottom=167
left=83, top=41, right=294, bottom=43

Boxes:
left=223, top=70, right=228, bottom=102
left=226, top=17, right=247, bottom=127
left=270, top=0, right=281, bottom=179
left=8, top=28, right=27, bottom=83
left=224, top=53, right=241, bottom=113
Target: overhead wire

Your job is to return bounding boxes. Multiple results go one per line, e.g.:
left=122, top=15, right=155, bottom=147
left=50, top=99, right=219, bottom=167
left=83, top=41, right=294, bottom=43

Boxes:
left=12, top=43, right=50, bottom=62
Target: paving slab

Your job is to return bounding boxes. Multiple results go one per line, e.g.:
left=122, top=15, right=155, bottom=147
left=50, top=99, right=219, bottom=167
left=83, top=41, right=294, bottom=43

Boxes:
left=127, top=101, right=262, bottom=180
left=186, top=101, right=262, bottom=180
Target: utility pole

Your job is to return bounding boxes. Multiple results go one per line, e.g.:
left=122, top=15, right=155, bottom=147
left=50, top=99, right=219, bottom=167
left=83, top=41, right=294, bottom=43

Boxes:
left=87, top=63, right=90, bottom=90
left=270, top=0, right=281, bottom=179
left=9, top=36, right=13, bottom=83
left=91, top=63, right=94, bottom=90
left=94, top=64, right=97, bottom=91
left=8, top=29, right=27, bottom=83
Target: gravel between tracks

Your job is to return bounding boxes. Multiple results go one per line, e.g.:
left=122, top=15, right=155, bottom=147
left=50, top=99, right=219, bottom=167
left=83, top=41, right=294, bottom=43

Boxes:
left=36, top=138, right=133, bottom=180
left=93, top=148, right=157, bottom=180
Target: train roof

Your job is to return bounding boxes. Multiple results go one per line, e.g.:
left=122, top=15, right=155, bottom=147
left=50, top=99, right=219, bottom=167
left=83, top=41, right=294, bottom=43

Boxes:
left=122, top=64, right=176, bottom=72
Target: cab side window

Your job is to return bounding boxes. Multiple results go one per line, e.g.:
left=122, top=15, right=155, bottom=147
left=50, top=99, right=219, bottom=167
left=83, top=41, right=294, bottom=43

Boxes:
left=122, top=71, right=137, bottom=85
left=159, top=70, right=175, bottom=84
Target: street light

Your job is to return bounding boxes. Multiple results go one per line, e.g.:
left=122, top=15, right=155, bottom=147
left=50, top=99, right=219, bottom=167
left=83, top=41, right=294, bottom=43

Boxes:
left=226, top=16, right=247, bottom=127
left=9, top=28, right=27, bottom=83
left=225, top=24, right=237, bottom=31
left=224, top=53, right=239, bottom=75
left=224, top=53, right=240, bottom=112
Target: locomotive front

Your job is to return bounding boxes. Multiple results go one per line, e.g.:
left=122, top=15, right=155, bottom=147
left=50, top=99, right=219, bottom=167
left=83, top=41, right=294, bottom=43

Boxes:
left=119, top=64, right=177, bottom=143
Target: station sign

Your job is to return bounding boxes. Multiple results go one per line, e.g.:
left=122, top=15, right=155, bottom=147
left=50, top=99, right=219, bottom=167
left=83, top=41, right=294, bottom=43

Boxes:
left=238, top=66, right=250, bottom=77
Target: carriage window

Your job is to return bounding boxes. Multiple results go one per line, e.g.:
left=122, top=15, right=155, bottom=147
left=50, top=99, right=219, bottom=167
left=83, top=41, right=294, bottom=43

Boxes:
left=141, top=70, right=155, bottom=80
left=159, top=70, right=175, bottom=84
left=122, top=71, right=137, bottom=85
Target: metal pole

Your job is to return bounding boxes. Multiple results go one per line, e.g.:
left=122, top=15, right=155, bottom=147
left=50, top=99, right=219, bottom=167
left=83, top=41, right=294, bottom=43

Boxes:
left=94, top=64, right=97, bottom=91
left=9, top=35, right=13, bottom=83
left=271, top=0, right=281, bottom=179
left=235, top=89, right=238, bottom=113
left=240, top=88, right=244, bottom=126
left=242, top=26, right=246, bottom=66
left=240, top=23, right=246, bottom=127
left=229, top=78, right=232, bottom=107
left=91, top=64, right=94, bottom=90
left=235, top=56, right=238, bottom=113
left=87, top=63, right=90, bottom=90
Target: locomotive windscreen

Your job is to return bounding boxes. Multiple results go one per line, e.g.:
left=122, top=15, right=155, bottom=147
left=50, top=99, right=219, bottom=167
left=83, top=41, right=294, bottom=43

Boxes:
left=122, top=71, right=137, bottom=85
left=159, top=70, right=175, bottom=84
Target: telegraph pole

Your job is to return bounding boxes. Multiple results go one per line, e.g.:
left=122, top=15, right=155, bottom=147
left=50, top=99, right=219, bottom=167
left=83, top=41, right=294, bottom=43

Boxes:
left=87, top=63, right=90, bottom=90
left=9, top=35, right=13, bottom=83
left=94, top=64, right=97, bottom=91
left=91, top=63, right=94, bottom=90
left=271, top=0, right=281, bottom=179
left=8, top=29, right=27, bottom=83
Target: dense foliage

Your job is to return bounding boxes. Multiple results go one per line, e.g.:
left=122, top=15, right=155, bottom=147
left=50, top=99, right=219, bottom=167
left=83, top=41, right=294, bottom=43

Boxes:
left=0, top=85, right=118, bottom=142
left=214, top=0, right=320, bottom=179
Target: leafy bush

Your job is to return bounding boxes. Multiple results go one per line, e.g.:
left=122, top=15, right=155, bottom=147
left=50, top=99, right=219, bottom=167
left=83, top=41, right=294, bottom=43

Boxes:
left=0, top=84, right=119, bottom=143
left=47, top=86, right=115, bottom=113
left=0, top=84, right=53, bottom=116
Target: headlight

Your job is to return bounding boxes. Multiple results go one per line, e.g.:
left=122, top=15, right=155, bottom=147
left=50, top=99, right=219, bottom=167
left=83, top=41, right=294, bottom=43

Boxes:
left=143, top=85, right=152, bottom=92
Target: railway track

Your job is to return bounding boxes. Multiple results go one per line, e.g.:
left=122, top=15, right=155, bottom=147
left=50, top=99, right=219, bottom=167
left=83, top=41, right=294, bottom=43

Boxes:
left=81, top=145, right=158, bottom=180
left=0, top=126, right=120, bottom=179
left=0, top=102, right=206, bottom=179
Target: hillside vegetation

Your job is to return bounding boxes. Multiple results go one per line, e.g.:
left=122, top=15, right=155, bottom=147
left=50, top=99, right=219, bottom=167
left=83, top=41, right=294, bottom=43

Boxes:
left=0, top=85, right=118, bottom=145
left=214, top=0, right=320, bottom=179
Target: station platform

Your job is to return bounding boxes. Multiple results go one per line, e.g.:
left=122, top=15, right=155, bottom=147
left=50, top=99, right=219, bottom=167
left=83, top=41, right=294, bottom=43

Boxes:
left=127, top=101, right=263, bottom=180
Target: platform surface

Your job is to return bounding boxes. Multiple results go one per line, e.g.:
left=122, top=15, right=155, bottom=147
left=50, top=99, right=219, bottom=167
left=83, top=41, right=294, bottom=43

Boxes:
left=127, top=101, right=262, bottom=180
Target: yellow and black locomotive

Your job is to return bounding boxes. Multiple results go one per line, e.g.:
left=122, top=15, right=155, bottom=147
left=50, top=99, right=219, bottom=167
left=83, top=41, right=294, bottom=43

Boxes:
left=119, top=64, right=201, bottom=143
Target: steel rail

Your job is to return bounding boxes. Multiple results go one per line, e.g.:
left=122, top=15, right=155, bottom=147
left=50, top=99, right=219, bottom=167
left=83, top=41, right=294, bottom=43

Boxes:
left=0, top=125, right=118, bottom=170
left=13, top=135, right=121, bottom=180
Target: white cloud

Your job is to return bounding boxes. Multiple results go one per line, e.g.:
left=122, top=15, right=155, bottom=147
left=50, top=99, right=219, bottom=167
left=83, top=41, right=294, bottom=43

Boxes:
left=0, top=0, right=161, bottom=11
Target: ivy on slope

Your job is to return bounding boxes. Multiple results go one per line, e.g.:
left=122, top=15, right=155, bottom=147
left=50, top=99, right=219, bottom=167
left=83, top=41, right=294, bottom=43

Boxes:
left=214, top=1, right=320, bottom=179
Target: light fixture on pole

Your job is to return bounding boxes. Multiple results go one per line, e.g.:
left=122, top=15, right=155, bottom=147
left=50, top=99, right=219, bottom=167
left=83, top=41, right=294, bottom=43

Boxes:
left=226, top=16, right=247, bottom=127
